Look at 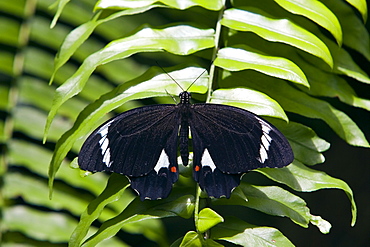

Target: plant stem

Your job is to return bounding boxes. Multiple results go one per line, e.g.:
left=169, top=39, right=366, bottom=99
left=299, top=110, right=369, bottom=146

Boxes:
left=206, top=4, right=225, bottom=103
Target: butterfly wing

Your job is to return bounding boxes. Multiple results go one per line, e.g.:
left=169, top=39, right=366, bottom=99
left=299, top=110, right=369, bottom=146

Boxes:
left=78, top=104, right=181, bottom=200
left=189, top=103, right=293, bottom=198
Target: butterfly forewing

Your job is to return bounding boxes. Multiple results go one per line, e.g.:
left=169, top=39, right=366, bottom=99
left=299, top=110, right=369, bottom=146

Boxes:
left=189, top=103, right=293, bottom=198
left=190, top=104, right=293, bottom=172
left=79, top=104, right=181, bottom=199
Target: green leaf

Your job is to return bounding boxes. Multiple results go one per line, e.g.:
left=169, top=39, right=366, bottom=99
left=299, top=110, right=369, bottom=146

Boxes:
left=180, top=231, right=202, bottom=247
left=215, top=183, right=325, bottom=230
left=0, top=83, right=9, bottom=110
left=50, top=5, right=163, bottom=84
left=210, top=88, right=288, bottom=121
left=69, top=173, right=131, bottom=247
left=81, top=193, right=195, bottom=247
left=0, top=0, right=25, bottom=16
left=8, top=139, right=107, bottom=195
left=301, top=33, right=370, bottom=85
left=215, top=46, right=309, bottom=87
left=19, top=76, right=87, bottom=120
left=13, top=106, right=75, bottom=143
left=345, top=0, right=368, bottom=22
left=212, top=217, right=294, bottom=247
left=0, top=16, right=19, bottom=45
left=331, top=0, right=370, bottom=60
left=275, top=121, right=330, bottom=166
left=96, top=0, right=225, bottom=11
left=3, top=205, right=76, bottom=242
left=50, top=17, right=100, bottom=84
left=257, top=161, right=357, bottom=226
left=67, top=172, right=164, bottom=245
left=48, top=66, right=208, bottom=192
left=278, top=90, right=369, bottom=148
left=221, top=8, right=333, bottom=68
left=222, top=71, right=369, bottom=147
left=196, top=208, right=224, bottom=233
left=0, top=51, right=14, bottom=76
left=321, top=35, right=370, bottom=85
left=203, top=239, right=224, bottom=247
left=3, top=205, right=127, bottom=246
left=298, top=61, right=370, bottom=110
left=226, top=183, right=331, bottom=234
left=274, top=0, right=342, bottom=45
left=4, top=172, right=91, bottom=215
left=204, top=238, right=223, bottom=247
left=44, top=25, right=215, bottom=140
left=50, top=0, right=71, bottom=28
left=24, top=47, right=56, bottom=80
left=310, top=215, right=332, bottom=234
left=123, top=218, right=169, bottom=246
left=31, top=16, right=72, bottom=50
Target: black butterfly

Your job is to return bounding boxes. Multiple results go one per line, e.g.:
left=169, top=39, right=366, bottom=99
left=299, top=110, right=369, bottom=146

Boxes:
left=79, top=84, right=293, bottom=200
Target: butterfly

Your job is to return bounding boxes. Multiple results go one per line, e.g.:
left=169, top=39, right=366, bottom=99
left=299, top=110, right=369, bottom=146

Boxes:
left=78, top=74, right=294, bottom=200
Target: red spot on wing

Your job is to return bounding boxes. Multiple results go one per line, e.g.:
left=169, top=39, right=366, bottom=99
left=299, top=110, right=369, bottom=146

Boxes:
left=170, top=167, right=177, bottom=173
left=194, top=165, right=200, bottom=172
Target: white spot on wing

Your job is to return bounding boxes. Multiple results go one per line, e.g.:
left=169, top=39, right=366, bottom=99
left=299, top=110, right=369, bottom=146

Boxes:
left=154, top=149, right=170, bottom=173
left=201, top=148, right=216, bottom=171
left=98, top=121, right=113, bottom=167
left=257, top=120, right=272, bottom=163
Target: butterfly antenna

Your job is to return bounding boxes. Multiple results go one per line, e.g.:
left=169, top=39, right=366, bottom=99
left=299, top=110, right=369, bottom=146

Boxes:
left=165, top=89, right=178, bottom=103
left=156, top=61, right=185, bottom=91
left=185, top=68, right=208, bottom=91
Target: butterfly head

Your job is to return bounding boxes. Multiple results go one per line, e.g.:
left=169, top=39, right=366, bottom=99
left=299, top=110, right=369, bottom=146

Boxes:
left=179, top=91, right=191, bottom=104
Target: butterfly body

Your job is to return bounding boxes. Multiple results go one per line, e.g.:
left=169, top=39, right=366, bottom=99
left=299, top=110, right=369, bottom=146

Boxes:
left=79, top=91, right=293, bottom=200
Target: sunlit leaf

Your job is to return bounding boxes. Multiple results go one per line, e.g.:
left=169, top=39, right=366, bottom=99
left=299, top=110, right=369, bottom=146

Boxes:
left=210, top=88, right=288, bottom=121
left=50, top=0, right=72, bottom=28
left=215, top=46, right=309, bottom=87
left=258, top=161, right=357, bottom=226
left=180, top=231, right=202, bottom=246
left=274, top=0, right=342, bottom=45
left=44, top=25, right=215, bottom=140
left=345, top=0, right=367, bottom=22
left=328, top=0, right=370, bottom=60
left=297, top=60, right=370, bottom=111
left=50, top=5, right=162, bottom=84
left=222, top=71, right=369, bottom=147
left=81, top=193, right=194, bottom=246
left=221, top=8, right=333, bottom=67
left=3, top=206, right=76, bottom=242
left=96, top=0, right=225, bottom=11
left=69, top=173, right=131, bottom=247
left=8, top=139, right=107, bottom=195
left=216, top=183, right=313, bottom=229
left=196, top=208, right=224, bottom=233
left=4, top=172, right=93, bottom=216
left=212, top=217, right=294, bottom=246
left=322, top=36, right=370, bottom=84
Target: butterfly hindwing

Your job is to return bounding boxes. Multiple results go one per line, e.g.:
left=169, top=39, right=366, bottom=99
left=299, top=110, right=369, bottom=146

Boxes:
left=129, top=166, right=178, bottom=200
left=78, top=104, right=181, bottom=199
left=189, top=103, right=293, bottom=198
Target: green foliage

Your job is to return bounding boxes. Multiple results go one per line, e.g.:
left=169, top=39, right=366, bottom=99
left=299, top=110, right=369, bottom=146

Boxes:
left=1, top=0, right=369, bottom=246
